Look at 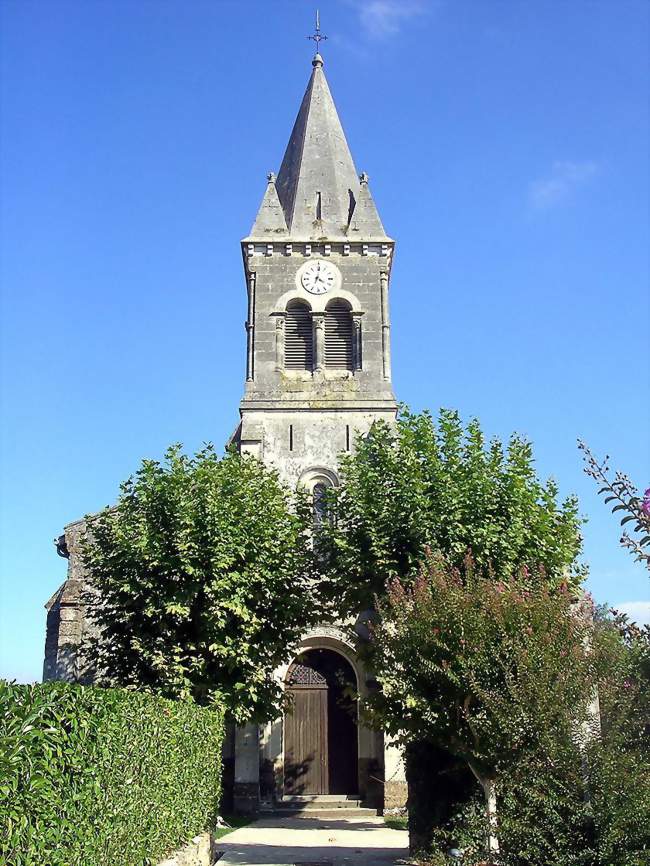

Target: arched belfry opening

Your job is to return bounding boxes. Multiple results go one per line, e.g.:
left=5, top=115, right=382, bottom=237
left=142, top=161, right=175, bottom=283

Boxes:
left=284, top=300, right=313, bottom=370
left=324, top=298, right=354, bottom=370
left=284, top=648, right=359, bottom=796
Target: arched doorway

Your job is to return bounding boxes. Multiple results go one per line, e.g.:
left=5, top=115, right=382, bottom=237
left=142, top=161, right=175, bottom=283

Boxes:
left=284, top=648, right=358, bottom=796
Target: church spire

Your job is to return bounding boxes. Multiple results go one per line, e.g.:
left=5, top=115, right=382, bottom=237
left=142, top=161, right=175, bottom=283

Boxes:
left=247, top=52, right=389, bottom=241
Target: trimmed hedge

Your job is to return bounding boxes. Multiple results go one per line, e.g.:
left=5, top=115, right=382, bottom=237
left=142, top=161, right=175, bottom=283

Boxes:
left=0, top=681, right=224, bottom=866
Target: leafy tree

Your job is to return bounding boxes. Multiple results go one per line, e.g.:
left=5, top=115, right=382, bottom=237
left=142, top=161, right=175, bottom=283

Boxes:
left=586, top=610, right=650, bottom=863
left=578, top=439, right=650, bottom=571
left=421, top=610, right=650, bottom=866
left=368, top=554, right=598, bottom=858
left=320, top=408, right=584, bottom=616
left=82, top=445, right=314, bottom=721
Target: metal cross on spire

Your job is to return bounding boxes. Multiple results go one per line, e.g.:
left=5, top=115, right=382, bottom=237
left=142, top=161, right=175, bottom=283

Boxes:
left=307, top=9, right=327, bottom=53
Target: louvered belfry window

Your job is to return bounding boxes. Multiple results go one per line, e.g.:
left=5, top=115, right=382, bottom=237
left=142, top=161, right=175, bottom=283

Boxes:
left=284, top=300, right=313, bottom=370
left=325, top=300, right=354, bottom=370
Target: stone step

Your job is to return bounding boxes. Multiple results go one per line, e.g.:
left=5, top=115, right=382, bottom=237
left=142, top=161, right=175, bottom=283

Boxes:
left=262, top=795, right=378, bottom=818
left=280, top=795, right=362, bottom=807
left=264, top=806, right=379, bottom=818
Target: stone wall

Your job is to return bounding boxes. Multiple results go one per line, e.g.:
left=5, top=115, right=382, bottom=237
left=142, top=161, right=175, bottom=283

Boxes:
left=384, top=780, right=409, bottom=812
left=241, top=241, right=395, bottom=404
left=238, top=406, right=395, bottom=488
left=238, top=241, right=397, bottom=489
left=43, top=519, right=96, bottom=684
left=156, top=832, right=218, bottom=866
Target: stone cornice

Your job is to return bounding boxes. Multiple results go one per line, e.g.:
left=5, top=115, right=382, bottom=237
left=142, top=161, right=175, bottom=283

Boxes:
left=239, top=400, right=398, bottom=413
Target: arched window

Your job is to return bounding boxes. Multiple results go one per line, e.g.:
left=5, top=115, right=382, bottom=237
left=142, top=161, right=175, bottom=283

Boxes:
left=324, top=300, right=354, bottom=370
left=285, top=300, right=313, bottom=370
left=313, top=482, right=329, bottom=526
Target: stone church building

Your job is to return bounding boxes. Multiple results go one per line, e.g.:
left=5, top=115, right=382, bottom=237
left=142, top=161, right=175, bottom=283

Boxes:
left=44, top=51, right=407, bottom=813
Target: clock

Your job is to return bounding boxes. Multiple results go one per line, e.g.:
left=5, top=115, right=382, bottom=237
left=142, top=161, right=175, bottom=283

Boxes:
left=296, top=259, right=340, bottom=295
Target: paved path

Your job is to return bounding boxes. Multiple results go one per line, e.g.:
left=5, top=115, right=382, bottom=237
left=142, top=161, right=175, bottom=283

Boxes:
left=216, top=815, right=410, bottom=866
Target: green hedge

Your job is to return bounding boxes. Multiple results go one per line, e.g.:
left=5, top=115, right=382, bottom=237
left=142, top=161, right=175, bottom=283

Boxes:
left=0, top=681, right=224, bottom=866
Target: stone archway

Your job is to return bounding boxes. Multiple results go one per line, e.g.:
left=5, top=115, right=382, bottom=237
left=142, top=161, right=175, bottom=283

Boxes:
left=283, top=648, right=359, bottom=796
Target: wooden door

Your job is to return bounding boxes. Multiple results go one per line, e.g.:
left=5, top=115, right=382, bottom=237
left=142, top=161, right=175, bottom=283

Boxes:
left=284, top=684, right=328, bottom=795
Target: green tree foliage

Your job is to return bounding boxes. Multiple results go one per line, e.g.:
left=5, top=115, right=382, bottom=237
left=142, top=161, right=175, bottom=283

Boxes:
left=419, top=613, right=650, bottom=866
left=368, top=555, right=597, bottom=857
left=413, top=744, right=594, bottom=866
left=585, top=612, right=650, bottom=864
left=371, top=564, right=650, bottom=864
left=320, top=409, right=583, bottom=616
left=82, top=445, right=314, bottom=720
left=0, top=682, right=224, bottom=866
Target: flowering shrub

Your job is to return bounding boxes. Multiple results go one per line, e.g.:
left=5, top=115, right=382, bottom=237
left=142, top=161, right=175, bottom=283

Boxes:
left=367, top=554, right=597, bottom=857
left=406, top=609, right=650, bottom=865
left=586, top=612, right=650, bottom=864
left=642, top=488, right=650, bottom=517
left=579, top=440, right=650, bottom=570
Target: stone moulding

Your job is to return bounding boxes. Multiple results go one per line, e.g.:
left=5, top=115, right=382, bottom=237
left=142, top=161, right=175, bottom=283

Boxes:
left=299, top=624, right=357, bottom=650
left=272, top=284, right=363, bottom=315
left=244, top=241, right=393, bottom=259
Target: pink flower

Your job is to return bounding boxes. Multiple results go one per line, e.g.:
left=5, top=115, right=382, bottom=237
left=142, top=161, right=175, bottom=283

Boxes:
left=642, top=488, right=650, bottom=516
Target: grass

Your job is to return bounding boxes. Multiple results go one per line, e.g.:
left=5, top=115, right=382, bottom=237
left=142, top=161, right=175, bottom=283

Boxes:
left=214, top=815, right=253, bottom=840
left=384, top=815, right=408, bottom=831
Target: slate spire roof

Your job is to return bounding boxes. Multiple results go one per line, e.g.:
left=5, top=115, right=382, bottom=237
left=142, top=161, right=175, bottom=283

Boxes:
left=250, top=172, right=289, bottom=234
left=246, top=54, right=389, bottom=241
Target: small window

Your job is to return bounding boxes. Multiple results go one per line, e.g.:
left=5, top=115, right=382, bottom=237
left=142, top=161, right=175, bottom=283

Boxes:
left=285, top=300, right=313, bottom=370
left=313, top=482, right=329, bottom=526
left=324, top=300, right=353, bottom=370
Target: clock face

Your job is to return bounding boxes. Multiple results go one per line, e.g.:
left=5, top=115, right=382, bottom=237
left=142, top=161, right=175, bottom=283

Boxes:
left=299, top=260, right=339, bottom=295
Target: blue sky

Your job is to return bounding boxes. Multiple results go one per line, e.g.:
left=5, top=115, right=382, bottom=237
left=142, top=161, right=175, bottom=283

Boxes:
left=1, top=0, right=648, bottom=683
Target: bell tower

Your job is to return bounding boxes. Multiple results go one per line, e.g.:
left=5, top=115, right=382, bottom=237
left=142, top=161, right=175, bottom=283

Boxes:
left=231, top=49, right=407, bottom=813
left=236, top=51, right=397, bottom=490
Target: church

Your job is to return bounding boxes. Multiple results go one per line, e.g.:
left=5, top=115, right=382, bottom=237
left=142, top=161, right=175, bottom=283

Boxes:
left=43, top=48, right=408, bottom=814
